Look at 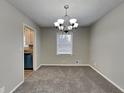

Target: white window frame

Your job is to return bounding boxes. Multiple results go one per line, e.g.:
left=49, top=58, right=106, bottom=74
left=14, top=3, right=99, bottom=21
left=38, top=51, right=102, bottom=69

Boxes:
left=56, top=32, right=73, bottom=55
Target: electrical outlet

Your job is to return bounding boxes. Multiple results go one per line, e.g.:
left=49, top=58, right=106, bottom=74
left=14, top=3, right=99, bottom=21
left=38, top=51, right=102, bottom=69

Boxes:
left=0, top=86, right=5, bottom=93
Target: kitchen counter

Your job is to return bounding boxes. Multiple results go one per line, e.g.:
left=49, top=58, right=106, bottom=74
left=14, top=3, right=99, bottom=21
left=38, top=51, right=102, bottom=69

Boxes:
left=24, top=46, right=33, bottom=54
left=24, top=52, right=32, bottom=54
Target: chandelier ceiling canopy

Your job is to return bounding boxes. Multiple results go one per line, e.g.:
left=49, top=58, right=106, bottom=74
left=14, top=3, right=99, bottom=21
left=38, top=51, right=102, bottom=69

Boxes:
left=54, top=4, right=78, bottom=33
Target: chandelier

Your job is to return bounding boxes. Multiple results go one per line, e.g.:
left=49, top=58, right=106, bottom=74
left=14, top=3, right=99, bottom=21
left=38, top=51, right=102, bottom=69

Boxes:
left=54, top=5, right=78, bottom=33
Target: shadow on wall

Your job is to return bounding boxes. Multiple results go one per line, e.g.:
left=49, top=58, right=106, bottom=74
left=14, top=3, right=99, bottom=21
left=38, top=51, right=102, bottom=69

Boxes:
left=0, top=86, right=5, bottom=93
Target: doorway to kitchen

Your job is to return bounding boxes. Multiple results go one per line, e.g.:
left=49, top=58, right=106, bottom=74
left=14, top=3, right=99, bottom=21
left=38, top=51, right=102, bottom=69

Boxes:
left=23, top=24, right=36, bottom=79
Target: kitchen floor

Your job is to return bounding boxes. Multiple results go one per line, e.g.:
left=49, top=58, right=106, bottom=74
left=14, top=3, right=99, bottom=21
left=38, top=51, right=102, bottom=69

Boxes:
left=24, top=70, right=33, bottom=79
left=14, top=66, right=122, bottom=93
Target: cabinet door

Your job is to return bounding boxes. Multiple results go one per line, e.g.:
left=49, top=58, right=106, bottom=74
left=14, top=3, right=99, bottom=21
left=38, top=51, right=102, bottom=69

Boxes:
left=24, top=27, right=34, bottom=46
left=24, top=54, right=33, bottom=69
left=24, top=27, right=30, bottom=46
left=30, top=30, right=34, bottom=45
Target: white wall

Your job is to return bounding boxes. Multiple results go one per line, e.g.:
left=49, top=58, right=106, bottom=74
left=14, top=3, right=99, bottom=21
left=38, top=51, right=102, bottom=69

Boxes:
left=40, top=27, right=90, bottom=65
left=90, top=2, right=124, bottom=91
left=35, top=28, right=43, bottom=69
left=2, top=0, right=124, bottom=92
left=0, top=0, right=41, bottom=93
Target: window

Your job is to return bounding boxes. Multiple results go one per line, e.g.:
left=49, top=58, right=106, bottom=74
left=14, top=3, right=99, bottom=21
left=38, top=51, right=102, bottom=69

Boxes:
left=57, top=32, right=73, bottom=55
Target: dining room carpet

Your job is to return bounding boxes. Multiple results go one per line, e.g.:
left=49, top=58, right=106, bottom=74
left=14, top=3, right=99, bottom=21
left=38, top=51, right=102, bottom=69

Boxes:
left=14, top=66, right=123, bottom=93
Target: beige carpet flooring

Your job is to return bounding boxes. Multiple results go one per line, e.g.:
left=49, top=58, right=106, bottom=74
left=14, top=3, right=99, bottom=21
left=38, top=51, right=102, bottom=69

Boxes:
left=14, top=66, right=123, bottom=93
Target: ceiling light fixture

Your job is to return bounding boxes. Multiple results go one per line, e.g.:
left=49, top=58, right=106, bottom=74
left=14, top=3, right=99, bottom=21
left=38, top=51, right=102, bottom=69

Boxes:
left=54, top=5, right=78, bottom=33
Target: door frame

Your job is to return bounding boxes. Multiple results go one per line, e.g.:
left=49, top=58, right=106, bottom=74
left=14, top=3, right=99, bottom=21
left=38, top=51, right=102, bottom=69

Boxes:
left=22, top=23, right=37, bottom=79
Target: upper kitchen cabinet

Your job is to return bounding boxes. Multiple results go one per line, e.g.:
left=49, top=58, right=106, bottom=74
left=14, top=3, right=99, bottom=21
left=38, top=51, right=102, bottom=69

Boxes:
left=24, top=26, right=34, bottom=47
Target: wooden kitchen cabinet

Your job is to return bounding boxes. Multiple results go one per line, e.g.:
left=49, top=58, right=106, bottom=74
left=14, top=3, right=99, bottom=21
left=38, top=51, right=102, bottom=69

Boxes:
left=24, top=26, right=34, bottom=46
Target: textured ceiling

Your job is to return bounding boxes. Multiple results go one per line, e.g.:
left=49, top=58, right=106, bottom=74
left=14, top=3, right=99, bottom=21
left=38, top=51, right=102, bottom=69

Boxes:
left=7, top=0, right=124, bottom=27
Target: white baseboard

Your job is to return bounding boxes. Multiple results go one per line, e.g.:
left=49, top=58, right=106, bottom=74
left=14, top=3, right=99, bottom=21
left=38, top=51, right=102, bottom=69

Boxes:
left=10, top=64, right=41, bottom=93
left=9, top=64, right=124, bottom=93
left=9, top=81, right=24, bottom=93
left=41, top=64, right=89, bottom=66
left=34, top=64, right=42, bottom=71
left=89, top=65, right=124, bottom=93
